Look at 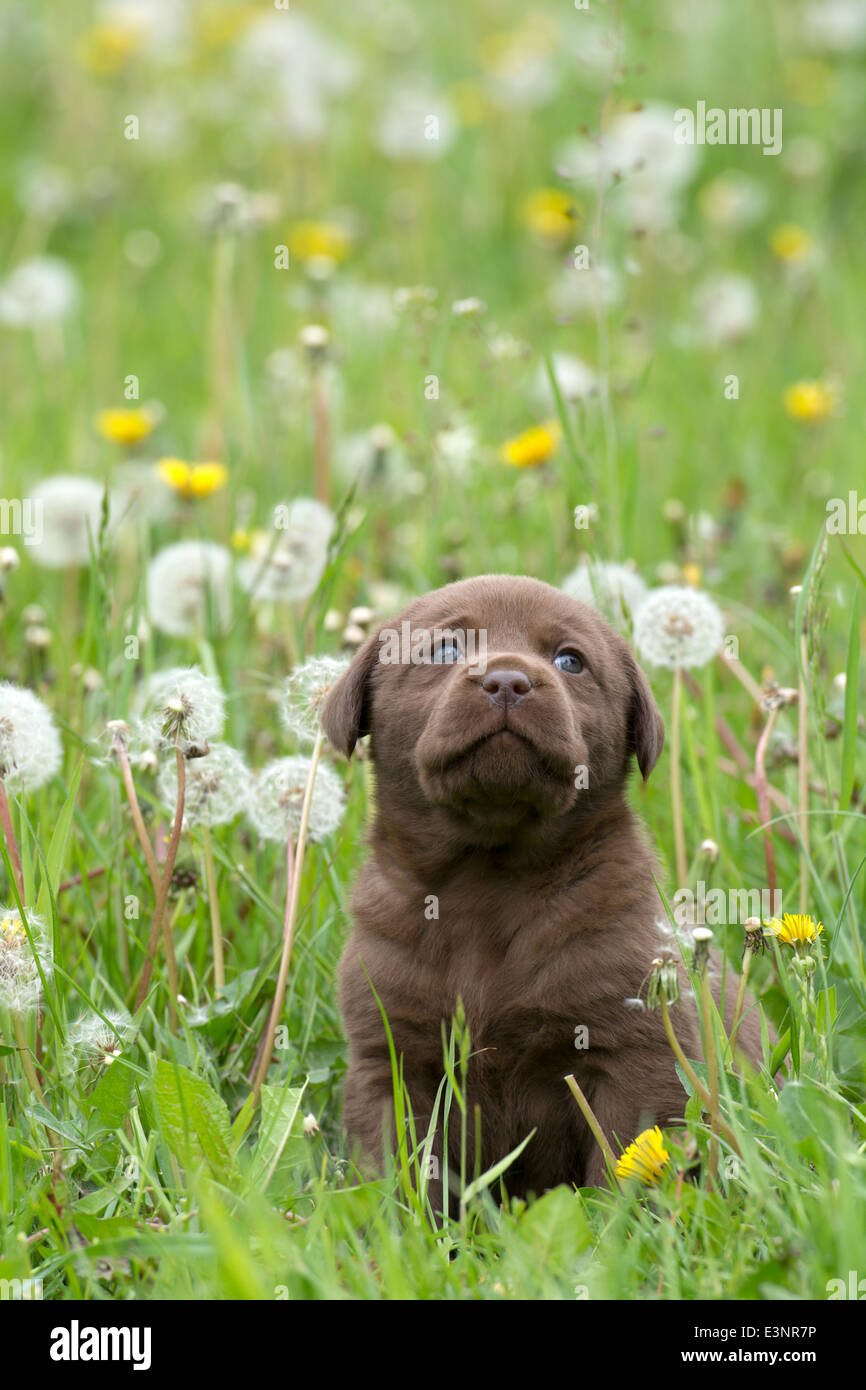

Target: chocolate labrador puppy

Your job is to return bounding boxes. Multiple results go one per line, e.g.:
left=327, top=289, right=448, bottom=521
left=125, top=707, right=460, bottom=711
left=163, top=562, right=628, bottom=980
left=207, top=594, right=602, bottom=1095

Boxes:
left=323, top=574, right=762, bottom=1208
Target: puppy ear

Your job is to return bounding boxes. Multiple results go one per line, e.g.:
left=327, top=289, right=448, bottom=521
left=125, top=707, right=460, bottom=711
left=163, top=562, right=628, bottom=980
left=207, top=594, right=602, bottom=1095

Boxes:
left=321, top=630, right=381, bottom=758
left=626, top=652, right=665, bottom=781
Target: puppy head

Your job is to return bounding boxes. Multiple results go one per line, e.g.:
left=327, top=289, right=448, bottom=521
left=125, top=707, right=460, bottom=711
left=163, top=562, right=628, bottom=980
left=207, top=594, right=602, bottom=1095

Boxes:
left=322, top=575, right=663, bottom=847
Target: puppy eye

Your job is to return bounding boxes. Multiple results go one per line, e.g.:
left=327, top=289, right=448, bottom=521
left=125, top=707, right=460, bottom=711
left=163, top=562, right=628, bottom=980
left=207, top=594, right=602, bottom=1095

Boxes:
left=554, top=650, right=584, bottom=675
left=432, top=640, right=463, bottom=664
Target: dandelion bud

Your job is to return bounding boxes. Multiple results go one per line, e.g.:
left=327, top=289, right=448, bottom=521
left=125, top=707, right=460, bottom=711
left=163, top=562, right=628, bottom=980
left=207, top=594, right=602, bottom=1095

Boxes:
left=692, top=926, right=714, bottom=971
left=299, top=323, right=330, bottom=360
left=743, top=916, right=764, bottom=954
left=699, top=838, right=719, bottom=863
left=303, top=1113, right=320, bottom=1137
left=25, top=624, right=51, bottom=649
left=646, top=955, right=680, bottom=1010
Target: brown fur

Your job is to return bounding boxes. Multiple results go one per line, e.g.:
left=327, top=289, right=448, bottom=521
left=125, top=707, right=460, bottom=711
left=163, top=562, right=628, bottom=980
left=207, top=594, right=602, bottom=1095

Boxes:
left=322, top=574, right=763, bottom=1208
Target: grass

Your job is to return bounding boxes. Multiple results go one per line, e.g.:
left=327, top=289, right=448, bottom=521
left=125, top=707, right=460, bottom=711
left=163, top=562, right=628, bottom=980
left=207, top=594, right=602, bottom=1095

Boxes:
left=0, top=0, right=865, bottom=1302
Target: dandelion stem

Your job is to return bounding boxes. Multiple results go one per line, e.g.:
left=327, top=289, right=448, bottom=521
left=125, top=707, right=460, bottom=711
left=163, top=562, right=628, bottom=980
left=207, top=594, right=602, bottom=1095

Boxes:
left=699, top=969, right=720, bottom=1186
left=114, top=738, right=161, bottom=898
left=659, top=997, right=741, bottom=1156
left=728, top=944, right=754, bottom=1056
left=312, top=368, right=330, bottom=505
left=0, top=778, right=25, bottom=903
left=252, top=728, right=324, bottom=1102
left=136, top=740, right=184, bottom=1024
left=797, top=632, right=810, bottom=914
left=564, top=1073, right=619, bottom=1185
left=718, top=649, right=765, bottom=707
left=12, top=1012, right=45, bottom=1105
left=755, top=704, right=780, bottom=900
left=671, top=665, right=687, bottom=886
left=202, top=825, right=224, bottom=992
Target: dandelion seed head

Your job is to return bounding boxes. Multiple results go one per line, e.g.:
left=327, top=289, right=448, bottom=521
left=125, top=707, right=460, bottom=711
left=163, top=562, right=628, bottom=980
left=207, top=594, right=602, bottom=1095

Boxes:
left=0, top=908, right=53, bottom=1015
left=0, top=256, right=78, bottom=327
left=238, top=499, right=334, bottom=604
left=27, top=474, right=114, bottom=569
left=633, top=584, right=725, bottom=669
left=561, top=560, right=648, bottom=628
left=137, top=667, right=226, bottom=749
left=281, top=656, right=350, bottom=744
left=0, top=682, right=62, bottom=792
left=157, top=742, right=249, bottom=826
left=67, top=1007, right=134, bottom=1067
left=146, top=540, right=233, bottom=637
left=247, top=755, right=345, bottom=843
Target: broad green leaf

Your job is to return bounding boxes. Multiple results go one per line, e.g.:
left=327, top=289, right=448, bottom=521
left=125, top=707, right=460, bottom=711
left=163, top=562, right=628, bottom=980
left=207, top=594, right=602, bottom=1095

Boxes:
left=251, top=1082, right=307, bottom=1190
left=152, top=1058, right=235, bottom=1180
left=87, top=1059, right=133, bottom=1130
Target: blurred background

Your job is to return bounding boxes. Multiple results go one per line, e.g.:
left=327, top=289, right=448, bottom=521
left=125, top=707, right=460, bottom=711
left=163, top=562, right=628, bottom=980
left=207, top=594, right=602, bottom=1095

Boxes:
left=0, top=0, right=863, bottom=619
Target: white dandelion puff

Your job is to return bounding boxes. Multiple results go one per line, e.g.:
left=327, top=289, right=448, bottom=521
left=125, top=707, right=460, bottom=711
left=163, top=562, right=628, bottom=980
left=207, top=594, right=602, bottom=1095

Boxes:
left=146, top=540, right=233, bottom=637
left=67, top=1007, right=134, bottom=1068
left=0, top=256, right=78, bottom=327
left=692, top=274, right=759, bottom=347
left=247, top=756, right=345, bottom=843
left=136, top=666, right=226, bottom=749
left=562, top=561, right=648, bottom=627
left=157, top=742, right=249, bottom=826
left=557, top=103, right=700, bottom=232
left=633, top=585, right=725, bottom=670
left=281, top=656, right=350, bottom=744
left=0, top=682, right=62, bottom=792
left=336, top=425, right=410, bottom=496
left=27, top=475, right=113, bottom=569
left=537, top=353, right=598, bottom=407
left=376, top=85, right=457, bottom=161
left=0, top=908, right=53, bottom=1015
left=238, top=499, right=334, bottom=605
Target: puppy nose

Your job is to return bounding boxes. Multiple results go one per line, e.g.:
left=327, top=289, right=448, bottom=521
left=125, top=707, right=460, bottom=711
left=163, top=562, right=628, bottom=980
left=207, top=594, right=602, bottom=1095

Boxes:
left=481, top=668, right=532, bottom=708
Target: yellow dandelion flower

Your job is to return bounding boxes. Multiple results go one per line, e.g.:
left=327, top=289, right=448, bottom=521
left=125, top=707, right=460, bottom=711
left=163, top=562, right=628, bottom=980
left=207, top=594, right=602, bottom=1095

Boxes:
left=77, top=24, right=143, bottom=76
left=682, top=562, right=702, bottom=587
left=500, top=421, right=562, bottom=468
left=97, top=408, right=155, bottom=447
left=156, top=459, right=228, bottom=500
left=615, top=1126, right=669, bottom=1186
left=1, top=912, right=26, bottom=942
left=287, top=221, right=352, bottom=267
left=770, top=224, right=814, bottom=264
left=764, top=913, right=824, bottom=947
left=231, top=527, right=267, bottom=553
left=521, top=189, right=580, bottom=245
left=783, top=380, right=838, bottom=424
